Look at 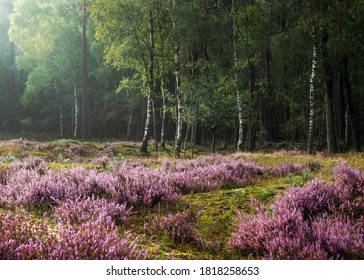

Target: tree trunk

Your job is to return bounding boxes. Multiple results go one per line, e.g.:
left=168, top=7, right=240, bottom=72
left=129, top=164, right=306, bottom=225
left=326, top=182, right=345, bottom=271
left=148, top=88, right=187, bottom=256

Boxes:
left=343, top=55, right=361, bottom=152
left=73, top=78, right=78, bottom=138
left=127, top=109, right=133, bottom=140
left=232, top=0, right=244, bottom=151
left=160, top=76, right=166, bottom=148
left=152, top=99, right=158, bottom=156
left=322, top=31, right=337, bottom=154
left=345, top=109, right=350, bottom=150
left=306, top=0, right=318, bottom=154
left=81, top=0, right=88, bottom=140
left=173, top=0, right=183, bottom=158
left=149, top=11, right=158, bottom=155
left=338, top=57, right=346, bottom=151
left=247, top=61, right=256, bottom=151
left=307, top=30, right=318, bottom=154
left=54, top=79, right=63, bottom=138
left=211, top=128, right=216, bottom=154
left=262, top=1, right=275, bottom=142
left=183, top=123, right=190, bottom=156
left=140, top=94, right=152, bottom=153
left=141, top=11, right=157, bottom=154
left=174, top=52, right=183, bottom=158
left=59, top=105, right=64, bottom=138
left=223, top=128, right=229, bottom=150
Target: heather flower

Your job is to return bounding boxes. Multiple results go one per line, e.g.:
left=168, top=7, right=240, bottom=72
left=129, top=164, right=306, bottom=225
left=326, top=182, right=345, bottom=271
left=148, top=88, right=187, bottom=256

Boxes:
left=150, top=211, right=199, bottom=244
left=51, top=217, right=147, bottom=260
left=0, top=211, right=147, bottom=260
left=230, top=163, right=364, bottom=260
left=332, top=162, right=364, bottom=219
left=0, top=211, right=56, bottom=260
left=312, top=215, right=364, bottom=259
left=53, top=197, right=131, bottom=225
left=11, top=156, right=48, bottom=175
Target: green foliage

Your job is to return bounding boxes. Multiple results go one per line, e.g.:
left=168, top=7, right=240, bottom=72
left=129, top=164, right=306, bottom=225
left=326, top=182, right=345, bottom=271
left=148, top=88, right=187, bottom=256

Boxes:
left=112, top=153, right=126, bottom=163
left=1, top=155, right=16, bottom=164
left=57, top=153, right=71, bottom=164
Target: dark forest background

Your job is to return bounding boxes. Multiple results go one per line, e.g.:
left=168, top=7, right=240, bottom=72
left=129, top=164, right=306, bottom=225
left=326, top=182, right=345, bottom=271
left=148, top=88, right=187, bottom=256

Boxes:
left=0, top=0, right=363, bottom=155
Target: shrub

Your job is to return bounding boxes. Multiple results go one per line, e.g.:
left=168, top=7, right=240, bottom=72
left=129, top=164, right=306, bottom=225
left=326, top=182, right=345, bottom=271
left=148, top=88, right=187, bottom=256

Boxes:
left=112, top=163, right=180, bottom=206
left=0, top=211, right=146, bottom=260
left=229, top=163, right=364, bottom=260
left=150, top=211, right=199, bottom=244
left=0, top=211, right=56, bottom=260
left=11, top=156, right=48, bottom=175
left=51, top=217, right=146, bottom=260
left=53, top=197, right=131, bottom=225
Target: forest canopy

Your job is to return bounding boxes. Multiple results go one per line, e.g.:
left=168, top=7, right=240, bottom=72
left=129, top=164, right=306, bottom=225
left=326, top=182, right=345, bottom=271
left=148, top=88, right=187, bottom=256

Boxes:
left=0, top=0, right=363, bottom=155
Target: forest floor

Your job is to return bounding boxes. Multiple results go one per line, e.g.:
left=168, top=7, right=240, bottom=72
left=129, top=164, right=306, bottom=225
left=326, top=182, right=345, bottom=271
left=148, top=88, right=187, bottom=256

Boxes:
left=0, top=138, right=363, bottom=259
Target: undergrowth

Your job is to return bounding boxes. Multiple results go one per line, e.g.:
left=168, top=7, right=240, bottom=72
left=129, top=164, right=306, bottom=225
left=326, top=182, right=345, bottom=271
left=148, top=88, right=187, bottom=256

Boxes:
left=0, top=139, right=363, bottom=260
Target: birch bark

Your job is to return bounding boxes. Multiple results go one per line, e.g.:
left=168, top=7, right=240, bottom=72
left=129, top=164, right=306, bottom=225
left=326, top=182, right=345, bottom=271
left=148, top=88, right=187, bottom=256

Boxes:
left=232, top=0, right=244, bottom=152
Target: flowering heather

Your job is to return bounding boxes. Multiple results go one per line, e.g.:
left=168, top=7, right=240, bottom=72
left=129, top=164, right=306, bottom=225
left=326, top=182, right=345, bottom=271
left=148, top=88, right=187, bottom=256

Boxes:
left=0, top=169, right=79, bottom=208
left=270, top=162, right=311, bottom=177
left=150, top=211, right=199, bottom=244
left=0, top=211, right=146, bottom=260
left=53, top=197, right=131, bottom=225
left=0, top=155, right=313, bottom=210
left=50, top=217, right=147, bottom=260
left=0, top=211, right=55, bottom=260
left=11, top=156, right=49, bottom=175
left=332, top=162, right=364, bottom=219
left=229, top=163, right=364, bottom=260
left=64, top=167, right=118, bottom=199
left=112, top=162, right=180, bottom=206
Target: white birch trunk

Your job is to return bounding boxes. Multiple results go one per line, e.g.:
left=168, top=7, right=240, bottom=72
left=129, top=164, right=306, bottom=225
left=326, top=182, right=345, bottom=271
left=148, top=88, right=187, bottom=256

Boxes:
left=73, top=78, right=78, bottom=138
left=173, top=0, right=182, bottom=158
left=140, top=94, right=152, bottom=153
left=232, top=0, right=244, bottom=151
left=174, top=48, right=183, bottom=158
left=306, top=0, right=318, bottom=154
left=307, top=43, right=317, bottom=154
left=160, top=79, right=166, bottom=148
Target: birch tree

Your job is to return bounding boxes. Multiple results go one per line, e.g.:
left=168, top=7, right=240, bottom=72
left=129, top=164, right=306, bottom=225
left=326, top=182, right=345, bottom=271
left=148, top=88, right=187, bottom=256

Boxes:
left=306, top=0, right=318, bottom=154
left=231, top=0, right=244, bottom=152
left=91, top=0, right=161, bottom=153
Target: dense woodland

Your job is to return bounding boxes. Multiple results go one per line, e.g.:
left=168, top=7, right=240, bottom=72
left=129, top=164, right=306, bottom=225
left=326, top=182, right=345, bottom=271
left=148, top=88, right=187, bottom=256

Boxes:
left=0, top=0, right=363, bottom=155
left=1, top=0, right=364, bottom=262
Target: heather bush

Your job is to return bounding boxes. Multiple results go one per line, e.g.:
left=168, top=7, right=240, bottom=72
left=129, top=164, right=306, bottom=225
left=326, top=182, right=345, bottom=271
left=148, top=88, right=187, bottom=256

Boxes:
left=273, top=179, right=337, bottom=220
left=164, top=160, right=265, bottom=193
left=0, top=169, right=78, bottom=208
left=332, top=162, right=364, bottom=219
left=113, top=164, right=180, bottom=206
left=64, top=167, right=118, bottom=199
left=0, top=211, right=147, bottom=260
left=230, top=163, right=364, bottom=260
left=149, top=211, right=199, bottom=244
left=0, top=211, right=56, bottom=260
left=53, top=197, right=131, bottom=225
left=11, top=156, right=48, bottom=175
left=51, top=217, right=147, bottom=260
left=270, top=162, right=309, bottom=177
left=0, top=154, right=314, bottom=210
left=312, top=215, right=364, bottom=259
